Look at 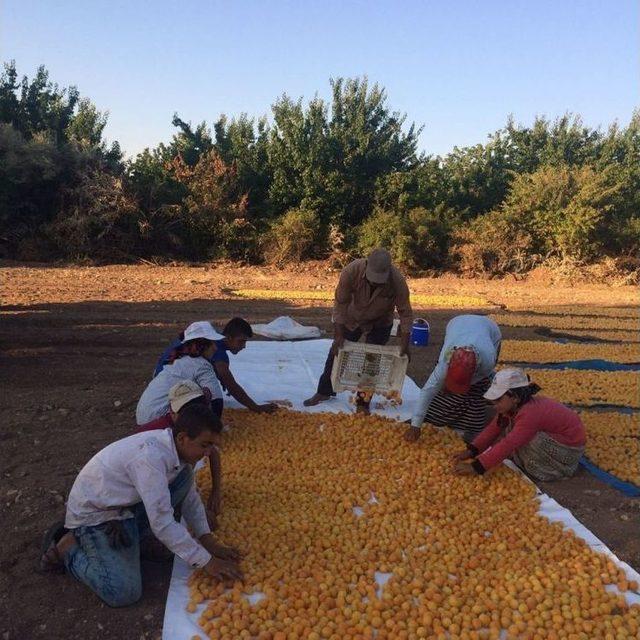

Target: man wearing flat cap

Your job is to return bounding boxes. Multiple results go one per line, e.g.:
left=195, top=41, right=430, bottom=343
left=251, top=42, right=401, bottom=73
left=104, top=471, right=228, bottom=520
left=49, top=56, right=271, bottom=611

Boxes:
left=304, top=248, right=413, bottom=411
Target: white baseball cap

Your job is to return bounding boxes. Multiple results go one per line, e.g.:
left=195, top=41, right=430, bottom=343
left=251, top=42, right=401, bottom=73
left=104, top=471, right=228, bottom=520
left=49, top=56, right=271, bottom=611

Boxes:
left=168, top=380, right=204, bottom=413
left=182, top=321, right=223, bottom=343
left=483, top=368, right=530, bottom=401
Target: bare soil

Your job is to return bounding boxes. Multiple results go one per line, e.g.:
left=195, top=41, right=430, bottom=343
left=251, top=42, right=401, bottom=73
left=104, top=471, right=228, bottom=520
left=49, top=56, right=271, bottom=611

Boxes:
left=1, top=261, right=638, bottom=640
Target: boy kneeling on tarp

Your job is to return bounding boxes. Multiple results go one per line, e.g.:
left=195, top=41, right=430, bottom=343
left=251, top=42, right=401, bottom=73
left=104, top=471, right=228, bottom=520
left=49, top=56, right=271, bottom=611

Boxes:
left=452, top=368, right=586, bottom=482
left=39, top=403, right=242, bottom=607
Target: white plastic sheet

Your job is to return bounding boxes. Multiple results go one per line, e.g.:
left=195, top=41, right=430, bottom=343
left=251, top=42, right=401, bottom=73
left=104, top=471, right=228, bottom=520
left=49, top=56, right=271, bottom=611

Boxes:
left=251, top=316, right=322, bottom=340
left=162, top=339, right=640, bottom=639
left=221, top=339, right=420, bottom=422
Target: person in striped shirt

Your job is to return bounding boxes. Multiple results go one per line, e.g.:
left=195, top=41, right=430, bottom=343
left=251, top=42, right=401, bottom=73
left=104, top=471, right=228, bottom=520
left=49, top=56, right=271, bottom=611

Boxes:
left=405, top=315, right=502, bottom=442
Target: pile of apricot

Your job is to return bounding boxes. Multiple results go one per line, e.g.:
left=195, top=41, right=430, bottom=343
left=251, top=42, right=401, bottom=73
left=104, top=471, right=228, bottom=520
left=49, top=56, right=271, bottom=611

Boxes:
left=189, top=409, right=639, bottom=639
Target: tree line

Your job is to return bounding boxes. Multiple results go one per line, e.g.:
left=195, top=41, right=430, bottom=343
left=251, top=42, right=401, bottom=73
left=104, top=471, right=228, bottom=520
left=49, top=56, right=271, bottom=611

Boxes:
left=1, top=60, right=638, bottom=276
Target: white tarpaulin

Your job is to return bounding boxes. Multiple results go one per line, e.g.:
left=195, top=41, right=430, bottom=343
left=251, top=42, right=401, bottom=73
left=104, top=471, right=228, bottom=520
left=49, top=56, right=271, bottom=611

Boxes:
left=162, top=339, right=640, bottom=640
left=220, top=339, right=419, bottom=422
left=251, top=316, right=322, bottom=340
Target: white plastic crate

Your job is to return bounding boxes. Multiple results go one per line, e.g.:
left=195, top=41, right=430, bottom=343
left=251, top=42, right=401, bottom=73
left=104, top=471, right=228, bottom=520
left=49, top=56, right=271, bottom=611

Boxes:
left=330, top=341, right=409, bottom=395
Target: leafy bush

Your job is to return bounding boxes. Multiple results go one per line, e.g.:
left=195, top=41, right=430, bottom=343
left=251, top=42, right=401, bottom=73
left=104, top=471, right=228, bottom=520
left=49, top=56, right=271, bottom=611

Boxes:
left=356, top=209, right=405, bottom=259
left=263, top=208, right=321, bottom=264
left=47, top=170, right=141, bottom=260
left=452, top=209, right=538, bottom=276
left=357, top=206, right=459, bottom=271
left=452, top=164, right=626, bottom=275
left=2, top=61, right=639, bottom=276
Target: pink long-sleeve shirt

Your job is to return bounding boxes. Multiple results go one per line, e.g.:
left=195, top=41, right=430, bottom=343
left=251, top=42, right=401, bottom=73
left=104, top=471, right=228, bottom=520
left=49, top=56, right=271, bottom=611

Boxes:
left=472, top=396, right=586, bottom=471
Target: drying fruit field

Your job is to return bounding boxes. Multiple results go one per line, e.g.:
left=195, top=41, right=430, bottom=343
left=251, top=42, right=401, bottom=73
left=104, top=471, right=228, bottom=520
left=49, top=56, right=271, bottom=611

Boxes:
left=0, top=261, right=638, bottom=640
left=192, top=410, right=639, bottom=640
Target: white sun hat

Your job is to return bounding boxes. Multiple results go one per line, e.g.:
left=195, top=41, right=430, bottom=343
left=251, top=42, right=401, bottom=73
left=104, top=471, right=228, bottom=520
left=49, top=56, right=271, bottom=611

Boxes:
left=168, top=380, right=205, bottom=413
left=483, top=368, right=530, bottom=401
left=182, top=321, right=224, bottom=343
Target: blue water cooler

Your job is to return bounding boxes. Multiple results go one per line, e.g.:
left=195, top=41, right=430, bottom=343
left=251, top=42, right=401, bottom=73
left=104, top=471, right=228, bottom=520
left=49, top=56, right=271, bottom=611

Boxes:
left=411, top=318, right=430, bottom=346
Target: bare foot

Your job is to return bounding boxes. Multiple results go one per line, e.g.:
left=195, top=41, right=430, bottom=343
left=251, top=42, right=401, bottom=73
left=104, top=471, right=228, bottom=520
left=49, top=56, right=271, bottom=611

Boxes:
left=303, top=393, right=330, bottom=407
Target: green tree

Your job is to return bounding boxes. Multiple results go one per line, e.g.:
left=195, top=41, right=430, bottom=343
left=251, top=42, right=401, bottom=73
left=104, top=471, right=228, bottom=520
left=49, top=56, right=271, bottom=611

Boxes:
left=453, top=163, right=626, bottom=275
left=127, top=145, right=185, bottom=213
left=0, top=62, right=122, bottom=256
left=268, top=94, right=331, bottom=217
left=441, top=133, right=512, bottom=216
left=267, top=77, right=421, bottom=235
left=326, top=77, right=420, bottom=227
left=503, top=114, right=602, bottom=172
left=374, top=157, right=447, bottom=213
left=169, top=114, right=213, bottom=166
left=214, top=114, right=271, bottom=214
left=357, top=204, right=458, bottom=271
left=47, top=169, right=140, bottom=259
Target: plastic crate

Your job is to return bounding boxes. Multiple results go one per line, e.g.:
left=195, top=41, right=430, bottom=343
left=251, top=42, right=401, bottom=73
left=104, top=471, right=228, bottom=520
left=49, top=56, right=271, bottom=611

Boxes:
left=330, top=341, right=409, bottom=395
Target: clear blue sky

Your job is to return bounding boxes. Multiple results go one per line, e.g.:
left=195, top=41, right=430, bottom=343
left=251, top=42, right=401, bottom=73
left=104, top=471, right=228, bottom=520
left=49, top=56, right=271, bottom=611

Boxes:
left=2, top=0, right=638, bottom=158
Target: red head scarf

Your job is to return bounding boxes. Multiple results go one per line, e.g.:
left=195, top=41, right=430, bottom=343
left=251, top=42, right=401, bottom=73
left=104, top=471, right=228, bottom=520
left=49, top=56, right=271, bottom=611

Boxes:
left=444, top=347, right=477, bottom=394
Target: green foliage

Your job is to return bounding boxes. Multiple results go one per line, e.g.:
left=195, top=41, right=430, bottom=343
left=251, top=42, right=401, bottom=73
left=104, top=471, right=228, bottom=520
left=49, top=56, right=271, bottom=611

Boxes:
left=0, top=61, right=122, bottom=254
left=263, top=208, right=321, bottom=264
left=0, top=61, right=79, bottom=143
left=357, top=205, right=459, bottom=272
left=214, top=114, right=271, bottom=214
left=169, top=114, right=213, bottom=166
left=267, top=78, right=420, bottom=228
left=1, top=61, right=638, bottom=277
left=453, top=163, right=626, bottom=275
left=127, top=146, right=185, bottom=213
left=374, top=158, right=445, bottom=212
left=453, top=209, right=537, bottom=276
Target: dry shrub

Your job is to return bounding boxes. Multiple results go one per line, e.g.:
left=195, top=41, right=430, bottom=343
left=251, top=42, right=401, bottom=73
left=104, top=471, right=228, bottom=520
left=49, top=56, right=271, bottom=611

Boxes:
left=327, top=223, right=352, bottom=268
left=452, top=209, right=539, bottom=276
left=542, top=255, right=640, bottom=286
left=263, top=207, right=320, bottom=265
left=47, top=170, right=140, bottom=260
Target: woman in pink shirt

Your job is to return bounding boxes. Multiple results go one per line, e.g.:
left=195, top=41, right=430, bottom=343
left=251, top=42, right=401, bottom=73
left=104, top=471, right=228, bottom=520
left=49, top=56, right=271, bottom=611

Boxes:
left=452, top=368, right=586, bottom=481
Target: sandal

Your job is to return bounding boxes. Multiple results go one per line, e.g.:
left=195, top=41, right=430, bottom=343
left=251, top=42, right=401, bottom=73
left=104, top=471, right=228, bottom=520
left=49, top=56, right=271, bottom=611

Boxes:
left=38, top=520, right=68, bottom=574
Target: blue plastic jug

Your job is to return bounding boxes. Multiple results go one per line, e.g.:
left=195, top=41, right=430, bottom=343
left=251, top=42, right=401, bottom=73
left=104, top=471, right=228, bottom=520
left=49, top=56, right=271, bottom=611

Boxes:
left=411, top=318, right=430, bottom=346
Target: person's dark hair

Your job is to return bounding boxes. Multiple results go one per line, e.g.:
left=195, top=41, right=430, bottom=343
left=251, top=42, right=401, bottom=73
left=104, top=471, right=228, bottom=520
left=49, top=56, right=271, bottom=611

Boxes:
left=507, top=382, right=542, bottom=408
left=172, top=403, right=222, bottom=438
left=180, top=395, right=207, bottom=412
left=223, top=317, right=253, bottom=339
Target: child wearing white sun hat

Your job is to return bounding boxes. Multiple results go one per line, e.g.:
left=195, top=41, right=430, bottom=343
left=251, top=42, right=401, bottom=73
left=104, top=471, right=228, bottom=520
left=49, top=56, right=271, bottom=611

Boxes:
left=452, top=367, right=586, bottom=481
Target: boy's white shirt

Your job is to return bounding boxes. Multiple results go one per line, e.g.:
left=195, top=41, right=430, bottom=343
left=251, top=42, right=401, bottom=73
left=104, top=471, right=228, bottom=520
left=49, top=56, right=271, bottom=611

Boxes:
left=65, top=428, right=212, bottom=569
left=136, top=356, right=223, bottom=425
left=410, top=315, right=502, bottom=428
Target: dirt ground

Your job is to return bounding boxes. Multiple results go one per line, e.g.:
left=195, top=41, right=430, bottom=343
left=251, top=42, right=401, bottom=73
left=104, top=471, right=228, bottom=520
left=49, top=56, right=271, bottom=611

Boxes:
left=1, top=261, right=638, bottom=640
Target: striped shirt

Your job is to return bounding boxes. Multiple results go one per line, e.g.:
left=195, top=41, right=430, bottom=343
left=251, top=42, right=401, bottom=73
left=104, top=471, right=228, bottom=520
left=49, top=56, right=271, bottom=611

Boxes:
left=411, top=315, right=501, bottom=428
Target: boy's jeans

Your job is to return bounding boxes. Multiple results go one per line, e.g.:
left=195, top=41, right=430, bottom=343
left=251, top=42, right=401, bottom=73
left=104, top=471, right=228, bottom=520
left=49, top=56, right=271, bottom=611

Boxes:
left=64, top=466, right=192, bottom=607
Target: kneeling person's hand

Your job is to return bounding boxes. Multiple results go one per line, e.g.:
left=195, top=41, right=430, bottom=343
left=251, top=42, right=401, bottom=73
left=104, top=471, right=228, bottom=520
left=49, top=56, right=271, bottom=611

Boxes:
left=200, top=533, right=242, bottom=561
left=453, top=460, right=476, bottom=476
left=203, top=557, right=244, bottom=582
left=452, top=449, right=473, bottom=462
left=403, top=426, right=421, bottom=442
